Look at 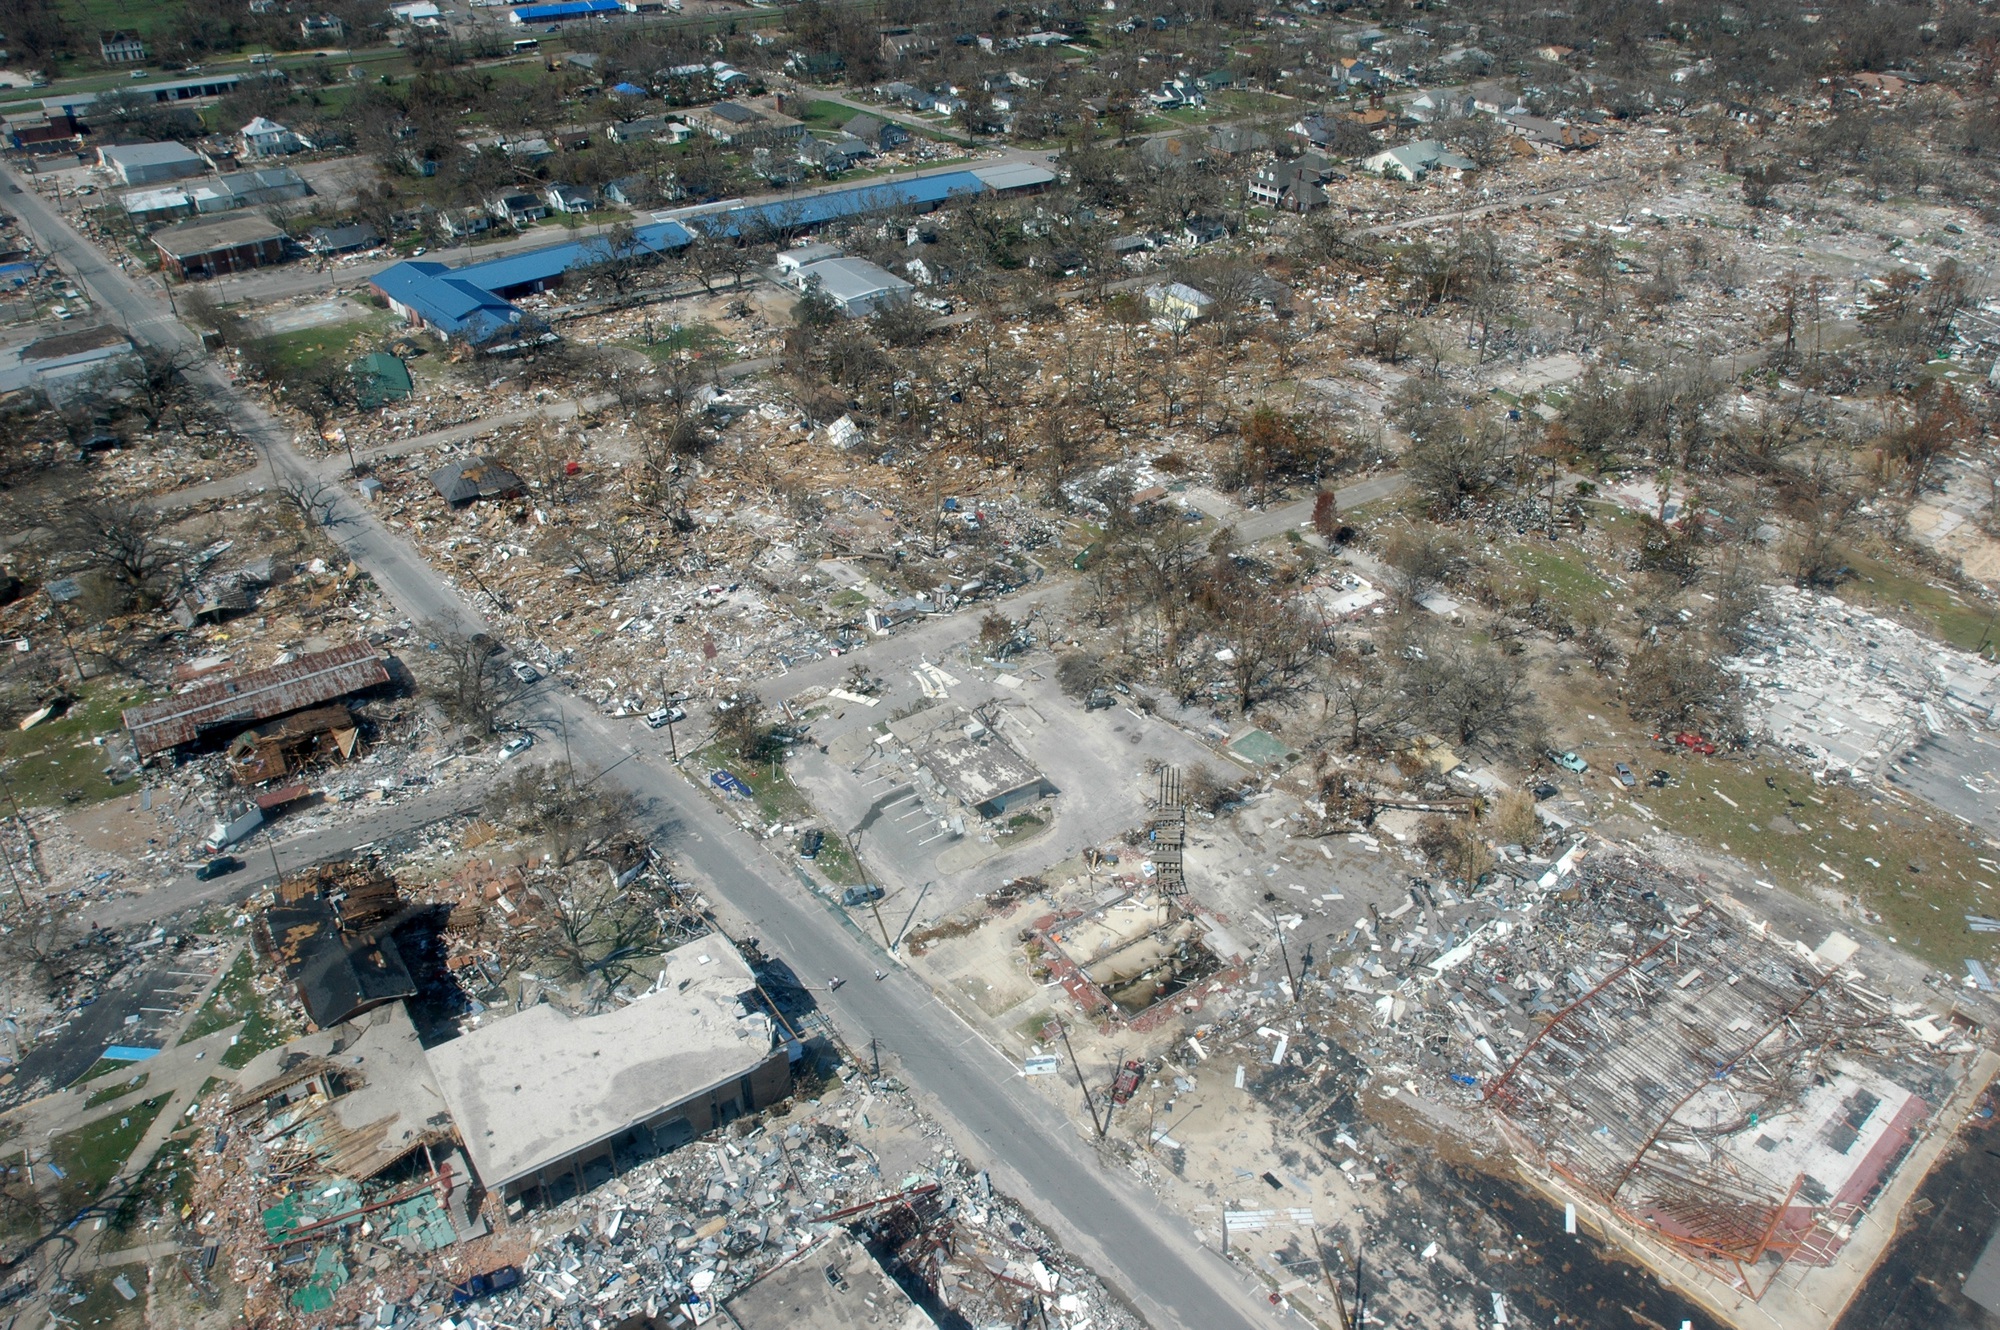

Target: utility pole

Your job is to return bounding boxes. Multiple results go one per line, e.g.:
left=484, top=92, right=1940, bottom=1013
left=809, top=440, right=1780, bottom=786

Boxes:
left=1311, top=1230, right=1349, bottom=1330
left=1055, top=1021, right=1106, bottom=1139
left=841, top=829, right=892, bottom=948
left=1276, top=921, right=1299, bottom=1003
left=868, top=1035, right=880, bottom=1078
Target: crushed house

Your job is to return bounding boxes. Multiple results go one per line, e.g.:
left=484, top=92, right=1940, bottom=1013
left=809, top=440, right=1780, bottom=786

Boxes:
left=226, top=704, right=361, bottom=785
left=423, top=935, right=792, bottom=1199
left=256, top=862, right=420, bottom=1030
left=1362, top=140, right=1477, bottom=181
left=227, top=1003, right=480, bottom=1256
left=430, top=455, right=526, bottom=506
left=121, top=640, right=392, bottom=757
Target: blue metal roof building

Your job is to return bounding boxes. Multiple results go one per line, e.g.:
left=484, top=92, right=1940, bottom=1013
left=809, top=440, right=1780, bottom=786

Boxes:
left=509, top=0, right=620, bottom=22
left=681, top=171, right=987, bottom=239
left=370, top=170, right=1037, bottom=347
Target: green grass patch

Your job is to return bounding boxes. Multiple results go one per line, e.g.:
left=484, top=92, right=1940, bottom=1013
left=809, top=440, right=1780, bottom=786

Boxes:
left=693, top=742, right=813, bottom=826
left=252, top=311, right=395, bottom=376
left=1499, top=541, right=1616, bottom=618
left=108, top=1130, right=195, bottom=1235
left=84, top=1073, right=148, bottom=1109
left=0, top=683, right=143, bottom=809
left=812, top=835, right=861, bottom=886
left=799, top=100, right=857, bottom=131
left=631, top=321, right=729, bottom=360
left=70, top=1059, right=128, bottom=1087
left=1644, top=760, right=2000, bottom=969
left=1836, top=547, right=1996, bottom=654
left=220, top=997, right=296, bottom=1070
left=178, top=947, right=253, bottom=1045
left=50, top=1094, right=170, bottom=1215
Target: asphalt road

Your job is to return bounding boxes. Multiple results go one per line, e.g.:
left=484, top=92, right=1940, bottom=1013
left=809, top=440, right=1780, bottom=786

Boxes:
left=3, top=161, right=1275, bottom=1330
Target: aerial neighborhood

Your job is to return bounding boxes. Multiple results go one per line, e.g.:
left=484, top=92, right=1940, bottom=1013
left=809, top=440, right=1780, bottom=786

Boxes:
left=0, top=1, right=1997, bottom=1329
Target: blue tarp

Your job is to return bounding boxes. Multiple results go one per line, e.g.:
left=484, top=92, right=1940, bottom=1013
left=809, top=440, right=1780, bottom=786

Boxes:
left=0, top=261, right=39, bottom=286
left=611, top=82, right=647, bottom=96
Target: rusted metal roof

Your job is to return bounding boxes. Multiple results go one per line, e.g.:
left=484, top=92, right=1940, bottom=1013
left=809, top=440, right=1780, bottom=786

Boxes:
left=123, top=641, right=390, bottom=756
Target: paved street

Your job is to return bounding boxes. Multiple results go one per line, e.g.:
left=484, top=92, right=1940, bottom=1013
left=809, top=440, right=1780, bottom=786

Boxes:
left=2, top=161, right=1276, bottom=1330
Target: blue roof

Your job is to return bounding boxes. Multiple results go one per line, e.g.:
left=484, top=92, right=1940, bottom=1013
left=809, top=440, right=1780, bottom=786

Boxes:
left=372, top=261, right=523, bottom=344
left=512, top=0, right=619, bottom=16
left=372, top=174, right=994, bottom=345
left=684, top=171, right=987, bottom=239
left=454, top=220, right=691, bottom=296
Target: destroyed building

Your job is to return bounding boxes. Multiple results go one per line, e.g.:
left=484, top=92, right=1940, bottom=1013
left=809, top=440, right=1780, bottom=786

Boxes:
left=718, top=1232, right=936, bottom=1329
left=424, top=935, right=792, bottom=1199
left=429, top=455, right=526, bottom=507
left=226, top=704, right=360, bottom=785
left=256, top=862, right=419, bottom=1029
left=1476, top=865, right=1962, bottom=1297
left=120, top=640, right=392, bottom=758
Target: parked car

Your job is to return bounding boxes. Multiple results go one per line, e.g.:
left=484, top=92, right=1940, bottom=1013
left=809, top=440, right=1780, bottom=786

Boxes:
left=1111, top=1059, right=1144, bottom=1106
left=1614, top=762, right=1637, bottom=788
left=1673, top=731, right=1718, bottom=756
left=841, top=883, right=884, bottom=907
left=1530, top=782, right=1559, bottom=801
left=500, top=734, right=534, bottom=758
left=644, top=705, right=685, bottom=728
left=1547, top=750, right=1588, bottom=773
left=509, top=661, right=540, bottom=684
left=195, top=856, right=241, bottom=881
left=452, top=1266, right=521, bottom=1306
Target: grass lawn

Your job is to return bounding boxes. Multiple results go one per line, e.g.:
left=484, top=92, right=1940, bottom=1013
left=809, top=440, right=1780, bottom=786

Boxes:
left=1836, top=546, right=1998, bottom=655
left=799, top=100, right=855, bottom=131
left=256, top=311, right=396, bottom=376
left=1644, top=759, right=2000, bottom=969
left=631, top=321, right=729, bottom=360
left=51, top=1267, right=148, bottom=1329
left=0, top=684, right=144, bottom=809
left=177, top=947, right=252, bottom=1045
left=220, top=991, right=296, bottom=1070
left=50, top=1094, right=169, bottom=1215
left=84, top=1073, right=148, bottom=1108
left=1497, top=541, right=1616, bottom=619
left=179, top=946, right=296, bottom=1069
left=693, top=741, right=815, bottom=826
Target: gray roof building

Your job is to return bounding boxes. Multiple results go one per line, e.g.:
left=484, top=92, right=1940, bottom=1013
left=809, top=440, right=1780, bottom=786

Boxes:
left=425, top=936, right=789, bottom=1195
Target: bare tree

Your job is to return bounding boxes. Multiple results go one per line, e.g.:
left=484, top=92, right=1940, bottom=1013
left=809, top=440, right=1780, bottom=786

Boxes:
left=1625, top=639, right=1741, bottom=733
left=57, top=492, right=171, bottom=607
left=487, top=761, right=641, bottom=869
left=112, top=343, right=206, bottom=432
left=1399, top=636, right=1540, bottom=751
left=277, top=474, right=343, bottom=528
left=419, top=623, right=521, bottom=734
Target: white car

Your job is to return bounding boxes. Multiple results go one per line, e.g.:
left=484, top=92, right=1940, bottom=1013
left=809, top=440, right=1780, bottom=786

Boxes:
left=509, top=661, right=540, bottom=684
left=500, top=734, right=534, bottom=758
left=644, top=706, right=686, bottom=729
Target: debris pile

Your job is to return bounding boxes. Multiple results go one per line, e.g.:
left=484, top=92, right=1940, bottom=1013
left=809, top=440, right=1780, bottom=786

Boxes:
left=1730, top=584, right=2000, bottom=783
